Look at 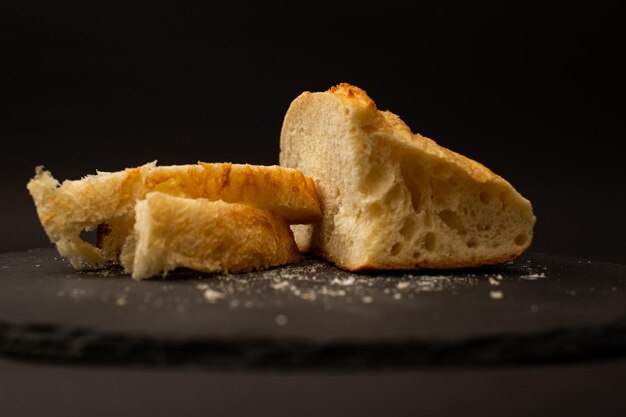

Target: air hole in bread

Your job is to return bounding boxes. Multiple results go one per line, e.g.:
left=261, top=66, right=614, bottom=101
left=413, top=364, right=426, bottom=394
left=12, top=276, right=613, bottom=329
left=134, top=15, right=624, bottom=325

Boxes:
left=437, top=210, right=466, bottom=235
left=479, top=191, right=492, bottom=204
left=514, top=234, right=527, bottom=246
left=466, top=238, right=478, bottom=248
left=400, top=164, right=424, bottom=213
left=424, top=232, right=436, bottom=251
left=412, top=251, right=420, bottom=260
left=391, top=242, right=402, bottom=255
left=80, top=228, right=97, bottom=245
left=385, top=183, right=404, bottom=203
left=365, top=203, right=383, bottom=218
left=399, top=216, right=417, bottom=238
left=360, top=153, right=390, bottom=193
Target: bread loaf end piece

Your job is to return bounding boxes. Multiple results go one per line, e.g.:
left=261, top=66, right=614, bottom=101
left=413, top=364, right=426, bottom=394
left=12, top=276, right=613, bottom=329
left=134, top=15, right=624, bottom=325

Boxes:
left=280, top=83, right=536, bottom=270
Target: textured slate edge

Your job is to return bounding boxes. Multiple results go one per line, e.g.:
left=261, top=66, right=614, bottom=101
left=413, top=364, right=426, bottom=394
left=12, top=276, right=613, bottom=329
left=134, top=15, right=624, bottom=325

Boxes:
left=2, top=316, right=626, bottom=369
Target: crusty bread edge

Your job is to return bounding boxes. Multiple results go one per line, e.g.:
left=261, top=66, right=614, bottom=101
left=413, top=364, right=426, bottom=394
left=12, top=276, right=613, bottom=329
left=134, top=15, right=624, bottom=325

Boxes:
left=297, top=239, right=530, bottom=271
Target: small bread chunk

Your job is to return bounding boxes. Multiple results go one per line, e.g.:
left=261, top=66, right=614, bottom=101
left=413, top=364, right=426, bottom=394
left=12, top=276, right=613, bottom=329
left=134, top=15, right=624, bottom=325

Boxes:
left=27, top=162, right=320, bottom=268
left=280, top=83, right=536, bottom=270
left=27, top=163, right=154, bottom=268
left=121, top=192, right=300, bottom=279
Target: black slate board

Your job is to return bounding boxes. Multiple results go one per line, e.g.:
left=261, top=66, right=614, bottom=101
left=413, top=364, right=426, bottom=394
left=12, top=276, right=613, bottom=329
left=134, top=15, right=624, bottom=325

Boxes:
left=1, top=249, right=625, bottom=368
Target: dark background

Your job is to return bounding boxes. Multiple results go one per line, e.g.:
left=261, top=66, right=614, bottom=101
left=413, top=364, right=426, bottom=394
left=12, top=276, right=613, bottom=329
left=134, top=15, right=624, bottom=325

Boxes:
left=2, top=1, right=624, bottom=264
left=1, top=2, right=625, bottom=416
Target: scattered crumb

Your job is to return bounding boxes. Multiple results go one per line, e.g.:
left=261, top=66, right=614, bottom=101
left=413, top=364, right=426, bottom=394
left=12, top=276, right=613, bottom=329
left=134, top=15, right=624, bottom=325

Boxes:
left=115, top=296, right=127, bottom=306
left=203, top=288, right=224, bottom=303
left=396, top=282, right=410, bottom=290
left=196, top=283, right=209, bottom=290
left=489, top=290, right=503, bottom=300
left=521, top=273, right=546, bottom=280
left=488, top=277, right=500, bottom=286
left=270, top=281, right=290, bottom=290
left=361, top=295, right=373, bottom=304
left=393, top=293, right=402, bottom=300
left=530, top=304, right=539, bottom=313
left=275, top=314, right=288, bottom=326
left=331, top=276, right=355, bottom=286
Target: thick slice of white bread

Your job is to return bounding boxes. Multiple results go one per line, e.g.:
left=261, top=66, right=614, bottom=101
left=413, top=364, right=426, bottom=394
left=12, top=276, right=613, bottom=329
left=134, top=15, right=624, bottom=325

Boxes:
left=121, top=192, right=300, bottom=279
left=27, top=162, right=320, bottom=268
left=280, top=83, right=536, bottom=270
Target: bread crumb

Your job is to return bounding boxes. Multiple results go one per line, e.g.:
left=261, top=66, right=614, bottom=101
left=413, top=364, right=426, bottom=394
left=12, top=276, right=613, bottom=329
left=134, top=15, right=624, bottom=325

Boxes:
left=361, top=295, right=373, bottom=304
left=530, top=304, right=539, bottom=312
left=393, top=293, right=402, bottom=300
left=488, top=277, right=500, bottom=286
left=331, top=276, right=355, bottom=286
left=489, top=290, right=503, bottom=300
left=203, top=288, right=224, bottom=303
left=271, top=281, right=290, bottom=290
left=396, top=282, right=410, bottom=290
left=275, top=314, right=288, bottom=326
left=521, top=273, right=546, bottom=280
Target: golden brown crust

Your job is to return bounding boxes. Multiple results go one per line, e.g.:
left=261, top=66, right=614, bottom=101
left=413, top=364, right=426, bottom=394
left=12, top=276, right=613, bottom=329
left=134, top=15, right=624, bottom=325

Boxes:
left=145, top=163, right=321, bottom=223
left=29, top=162, right=319, bottom=270
left=307, top=244, right=521, bottom=272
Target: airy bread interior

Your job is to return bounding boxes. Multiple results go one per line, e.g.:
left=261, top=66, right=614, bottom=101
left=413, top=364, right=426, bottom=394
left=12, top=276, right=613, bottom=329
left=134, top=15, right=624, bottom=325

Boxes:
left=27, top=162, right=320, bottom=271
left=280, top=83, right=536, bottom=270
left=122, top=193, right=300, bottom=279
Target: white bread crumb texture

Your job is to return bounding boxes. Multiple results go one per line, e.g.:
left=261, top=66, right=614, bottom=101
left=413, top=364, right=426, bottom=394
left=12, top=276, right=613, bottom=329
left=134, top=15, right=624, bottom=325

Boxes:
left=26, top=163, right=314, bottom=278
left=280, top=83, right=535, bottom=270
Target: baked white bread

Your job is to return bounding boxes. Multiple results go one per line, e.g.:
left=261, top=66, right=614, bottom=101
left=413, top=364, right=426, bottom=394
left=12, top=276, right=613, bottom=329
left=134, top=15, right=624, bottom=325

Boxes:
left=27, top=162, right=320, bottom=269
left=121, top=192, right=300, bottom=279
left=97, top=163, right=320, bottom=261
left=280, top=83, right=536, bottom=270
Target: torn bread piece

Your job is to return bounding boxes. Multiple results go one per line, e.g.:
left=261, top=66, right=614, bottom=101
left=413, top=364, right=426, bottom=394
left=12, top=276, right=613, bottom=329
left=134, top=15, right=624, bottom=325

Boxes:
left=121, top=192, right=300, bottom=280
left=280, top=83, right=536, bottom=270
left=98, top=163, right=320, bottom=261
left=27, top=162, right=320, bottom=268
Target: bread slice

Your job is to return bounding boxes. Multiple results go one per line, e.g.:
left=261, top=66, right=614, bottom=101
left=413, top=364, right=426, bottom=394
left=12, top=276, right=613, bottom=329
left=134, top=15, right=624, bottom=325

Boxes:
left=120, top=192, right=300, bottom=279
left=279, top=83, right=536, bottom=270
left=28, top=162, right=320, bottom=268
left=97, top=163, right=320, bottom=261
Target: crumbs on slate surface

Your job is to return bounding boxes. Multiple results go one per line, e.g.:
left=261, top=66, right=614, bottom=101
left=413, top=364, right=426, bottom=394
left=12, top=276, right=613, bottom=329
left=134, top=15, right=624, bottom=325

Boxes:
left=55, top=257, right=550, bottom=315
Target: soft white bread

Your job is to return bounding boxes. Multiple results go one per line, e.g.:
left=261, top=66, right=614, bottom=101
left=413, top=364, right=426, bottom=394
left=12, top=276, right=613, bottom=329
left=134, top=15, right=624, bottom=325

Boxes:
left=28, top=162, right=320, bottom=268
left=121, top=192, right=300, bottom=280
left=27, top=163, right=154, bottom=268
left=280, top=83, right=536, bottom=270
left=98, top=163, right=320, bottom=261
